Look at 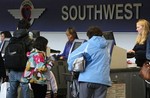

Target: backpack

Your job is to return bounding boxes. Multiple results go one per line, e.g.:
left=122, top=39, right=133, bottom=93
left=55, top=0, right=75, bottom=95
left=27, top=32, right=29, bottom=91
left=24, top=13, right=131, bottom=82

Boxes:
left=4, top=37, right=28, bottom=71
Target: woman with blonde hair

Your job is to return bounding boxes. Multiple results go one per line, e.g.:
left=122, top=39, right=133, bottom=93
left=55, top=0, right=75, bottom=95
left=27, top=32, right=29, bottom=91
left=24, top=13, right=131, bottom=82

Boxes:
left=128, top=19, right=150, bottom=98
left=128, top=19, right=150, bottom=67
left=136, top=19, right=150, bottom=44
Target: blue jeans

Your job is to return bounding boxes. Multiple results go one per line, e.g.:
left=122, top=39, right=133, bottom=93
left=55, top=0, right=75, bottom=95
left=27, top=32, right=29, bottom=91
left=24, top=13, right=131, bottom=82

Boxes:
left=7, top=70, right=30, bottom=98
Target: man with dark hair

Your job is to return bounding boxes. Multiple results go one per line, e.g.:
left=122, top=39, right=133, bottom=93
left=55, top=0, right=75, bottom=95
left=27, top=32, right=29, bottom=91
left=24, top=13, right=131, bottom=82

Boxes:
left=6, top=19, right=33, bottom=98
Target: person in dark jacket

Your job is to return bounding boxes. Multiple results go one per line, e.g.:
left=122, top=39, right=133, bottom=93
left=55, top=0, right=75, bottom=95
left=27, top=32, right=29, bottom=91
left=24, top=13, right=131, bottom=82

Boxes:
left=7, top=19, right=33, bottom=98
left=0, top=31, right=12, bottom=82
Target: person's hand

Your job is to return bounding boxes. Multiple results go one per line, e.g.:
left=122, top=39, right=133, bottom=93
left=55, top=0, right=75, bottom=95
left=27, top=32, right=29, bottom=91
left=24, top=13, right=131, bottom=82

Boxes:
left=59, top=56, right=64, bottom=60
left=127, top=60, right=133, bottom=64
left=128, top=50, right=135, bottom=53
left=46, top=60, right=55, bottom=69
left=127, top=50, right=135, bottom=58
left=50, top=60, right=55, bottom=66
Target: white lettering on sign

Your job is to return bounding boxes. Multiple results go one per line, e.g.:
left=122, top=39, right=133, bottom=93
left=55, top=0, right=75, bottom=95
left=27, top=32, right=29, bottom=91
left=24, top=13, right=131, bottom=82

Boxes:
left=61, top=3, right=142, bottom=21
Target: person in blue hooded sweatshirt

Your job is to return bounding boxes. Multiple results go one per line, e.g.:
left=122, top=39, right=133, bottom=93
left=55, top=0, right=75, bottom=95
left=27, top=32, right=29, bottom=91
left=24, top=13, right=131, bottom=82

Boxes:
left=67, top=26, right=111, bottom=98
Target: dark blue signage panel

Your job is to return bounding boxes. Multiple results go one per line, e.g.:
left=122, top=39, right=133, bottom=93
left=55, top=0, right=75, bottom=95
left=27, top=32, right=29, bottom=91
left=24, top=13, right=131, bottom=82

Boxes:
left=0, top=0, right=149, bottom=32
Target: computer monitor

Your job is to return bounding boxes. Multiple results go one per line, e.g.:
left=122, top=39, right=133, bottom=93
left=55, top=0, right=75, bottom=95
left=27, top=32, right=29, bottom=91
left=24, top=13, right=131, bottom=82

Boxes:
left=103, top=31, right=116, bottom=45
left=0, top=38, right=10, bottom=56
left=69, top=39, right=86, bottom=54
left=107, top=40, right=115, bottom=56
left=103, top=31, right=116, bottom=56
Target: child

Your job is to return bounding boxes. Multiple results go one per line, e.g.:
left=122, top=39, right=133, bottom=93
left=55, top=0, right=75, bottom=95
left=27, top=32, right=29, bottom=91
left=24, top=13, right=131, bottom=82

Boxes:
left=21, top=36, right=54, bottom=98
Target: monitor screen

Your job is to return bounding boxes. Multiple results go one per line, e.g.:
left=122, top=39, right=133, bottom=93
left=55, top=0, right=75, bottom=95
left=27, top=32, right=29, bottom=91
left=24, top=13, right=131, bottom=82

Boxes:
left=69, top=39, right=86, bottom=53
left=107, top=40, right=115, bottom=56
left=103, top=31, right=116, bottom=56
left=103, top=31, right=116, bottom=45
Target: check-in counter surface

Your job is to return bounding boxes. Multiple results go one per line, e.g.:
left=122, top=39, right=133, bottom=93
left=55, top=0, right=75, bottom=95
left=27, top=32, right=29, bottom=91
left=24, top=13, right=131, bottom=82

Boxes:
left=110, top=67, right=140, bottom=73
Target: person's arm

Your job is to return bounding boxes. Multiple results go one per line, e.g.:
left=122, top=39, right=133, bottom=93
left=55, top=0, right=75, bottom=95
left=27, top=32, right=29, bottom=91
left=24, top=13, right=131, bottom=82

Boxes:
left=127, top=44, right=136, bottom=53
left=58, top=41, right=71, bottom=60
left=127, top=45, right=136, bottom=58
left=56, top=42, right=67, bottom=60
left=128, top=49, right=135, bottom=53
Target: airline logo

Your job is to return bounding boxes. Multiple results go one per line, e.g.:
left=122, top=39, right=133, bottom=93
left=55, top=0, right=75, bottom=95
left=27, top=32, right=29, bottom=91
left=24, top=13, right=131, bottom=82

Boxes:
left=8, top=0, right=45, bottom=24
